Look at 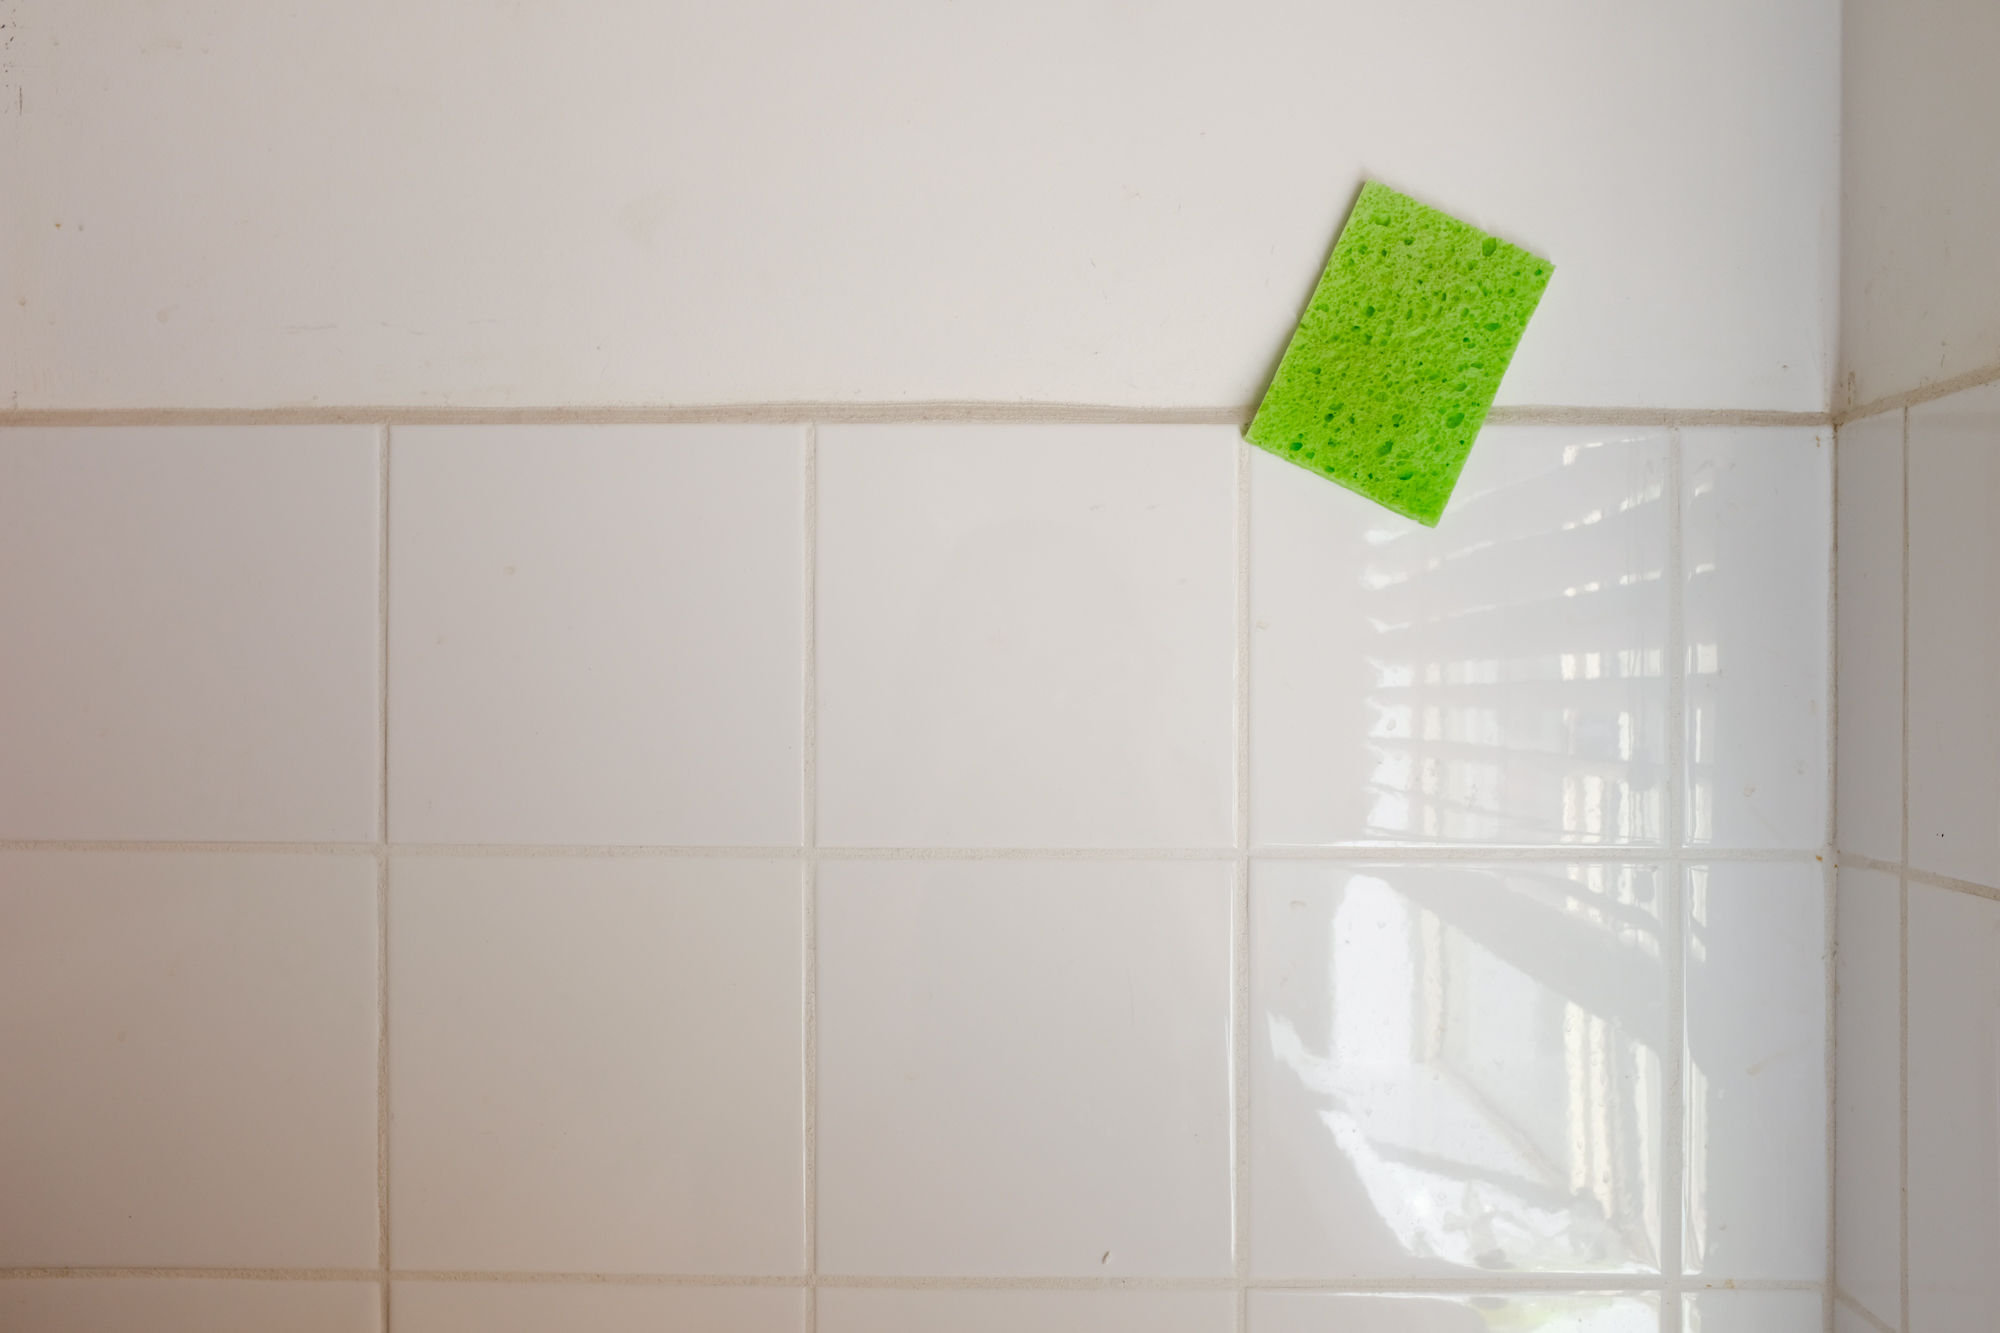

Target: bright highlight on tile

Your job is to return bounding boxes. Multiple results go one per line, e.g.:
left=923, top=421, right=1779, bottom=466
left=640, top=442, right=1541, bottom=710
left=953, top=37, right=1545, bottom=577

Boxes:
left=1246, top=182, right=1553, bottom=526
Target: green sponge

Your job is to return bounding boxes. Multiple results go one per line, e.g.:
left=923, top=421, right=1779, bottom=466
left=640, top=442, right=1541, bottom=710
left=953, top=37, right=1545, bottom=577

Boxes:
left=1246, top=182, right=1552, bottom=526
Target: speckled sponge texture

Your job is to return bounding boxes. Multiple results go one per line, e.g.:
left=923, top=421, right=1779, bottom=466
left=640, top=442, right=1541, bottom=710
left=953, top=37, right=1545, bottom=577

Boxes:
left=1246, top=182, right=1552, bottom=526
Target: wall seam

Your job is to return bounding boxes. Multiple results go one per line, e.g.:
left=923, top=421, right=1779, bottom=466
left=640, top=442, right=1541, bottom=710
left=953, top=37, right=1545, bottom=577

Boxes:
left=377, top=422, right=393, bottom=1333
left=1663, top=425, right=1687, bottom=1330
left=1825, top=415, right=1841, bottom=1333
left=1899, top=405, right=1911, bottom=1333
left=801, top=422, right=820, bottom=1333
left=1232, top=435, right=1252, bottom=1332
left=0, top=403, right=1835, bottom=429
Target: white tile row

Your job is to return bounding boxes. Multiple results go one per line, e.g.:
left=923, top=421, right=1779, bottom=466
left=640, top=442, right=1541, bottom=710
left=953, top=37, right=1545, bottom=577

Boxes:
left=1832, top=381, right=2000, bottom=1332
left=0, top=1280, right=1826, bottom=1333
left=0, top=852, right=1826, bottom=1280
left=1834, top=867, right=2000, bottom=1333
left=0, top=422, right=1830, bottom=850
left=1837, top=381, right=2000, bottom=884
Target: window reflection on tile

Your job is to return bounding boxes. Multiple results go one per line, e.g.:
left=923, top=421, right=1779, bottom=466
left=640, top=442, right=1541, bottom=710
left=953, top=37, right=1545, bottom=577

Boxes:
left=1682, top=1289, right=1822, bottom=1333
left=1251, top=428, right=1670, bottom=848
left=1250, top=1289, right=1659, bottom=1332
left=1251, top=861, right=1665, bottom=1277
left=1680, top=429, right=1830, bottom=849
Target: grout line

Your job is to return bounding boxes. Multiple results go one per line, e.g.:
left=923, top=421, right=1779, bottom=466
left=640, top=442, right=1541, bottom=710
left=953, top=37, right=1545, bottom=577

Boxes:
left=1898, top=406, right=1910, bottom=1333
left=0, top=1268, right=1823, bottom=1293
left=0, top=403, right=1835, bottom=429
left=1232, top=435, right=1252, bottom=1333
left=377, top=422, right=393, bottom=1333
left=1825, top=416, right=1840, bottom=1333
left=1661, top=426, right=1687, bottom=1319
left=801, top=421, right=820, bottom=1333
left=1834, top=1285, right=1900, bottom=1333
left=1836, top=355, right=2000, bottom=427
left=0, top=1269, right=386, bottom=1283
left=1842, top=850, right=2000, bottom=903
left=0, top=840, right=1832, bottom=862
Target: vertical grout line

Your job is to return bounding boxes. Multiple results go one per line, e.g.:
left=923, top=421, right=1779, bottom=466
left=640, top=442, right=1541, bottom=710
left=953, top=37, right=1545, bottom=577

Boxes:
left=801, top=422, right=819, bottom=1333
left=377, top=422, right=393, bottom=1332
left=1898, top=408, right=1910, bottom=1333
left=1825, top=422, right=1840, bottom=1333
left=1662, top=426, right=1686, bottom=1326
left=1232, top=436, right=1252, bottom=1333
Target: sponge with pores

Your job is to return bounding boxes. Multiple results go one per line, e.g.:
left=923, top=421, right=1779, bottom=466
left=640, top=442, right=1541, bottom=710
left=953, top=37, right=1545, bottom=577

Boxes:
left=1246, top=182, right=1552, bottom=526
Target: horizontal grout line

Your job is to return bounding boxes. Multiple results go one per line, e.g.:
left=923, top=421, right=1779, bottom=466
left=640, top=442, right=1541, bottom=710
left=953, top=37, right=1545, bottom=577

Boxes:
left=1836, top=356, right=2000, bottom=426
left=1832, top=1285, right=1898, bottom=1333
left=0, top=1268, right=381, bottom=1282
left=0, top=840, right=1828, bottom=862
left=1906, top=866, right=2000, bottom=902
left=0, top=403, right=1833, bottom=430
left=0, top=839, right=380, bottom=855
left=1485, top=405, right=1830, bottom=428
left=0, top=1269, right=1825, bottom=1293
left=1836, top=848, right=2000, bottom=902
left=397, top=1271, right=806, bottom=1287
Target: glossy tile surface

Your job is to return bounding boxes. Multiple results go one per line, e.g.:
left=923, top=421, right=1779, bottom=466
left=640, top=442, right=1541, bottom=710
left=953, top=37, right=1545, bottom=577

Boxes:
left=1834, top=410, right=1904, bottom=864
left=391, top=1283, right=803, bottom=1333
left=1681, top=429, right=1830, bottom=849
left=1682, top=862, right=1827, bottom=1278
left=1249, top=1290, right=1659, bottom=1332
left=0, top=853, right=379, bottom=1267
left=1251, top=428, right=1670, bottom=848
left=0, top=1280, right=382, bottom=1333
left=1835, top=865, right=1902, bottom=1329
left=1908, top=383, right=2000, bottom=886
left=389, top=425, right=803, bottom=846
left=817, top=1289, right=1234, bottom=1333
left=1251, top=860, right=1665, bottom=1277
left=1906, top=882, right=2000, bottom=1331
left=388, top=857, right=804, bottom=1273
left=815, top=859, right=1232, bottom=1275
left=0, top=427, right=381, bottom=841
left=815, top=425, right=1235, bottom=848
left=1682, top=1289, right=1821, bottom=1333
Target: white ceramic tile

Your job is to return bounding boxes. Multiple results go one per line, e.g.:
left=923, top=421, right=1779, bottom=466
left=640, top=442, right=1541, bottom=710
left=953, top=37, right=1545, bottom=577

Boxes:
left=1251, top=427, right=1670, bottom=848
left=1682, top=1289, right=1821, bottom=1333
left=1906, top=882, right=2000, bottom=1331
left=817, top=1289, right=1234, bottom=1333
left=1251, top=860, right=1665, bottom=1277
left=1682, top=429, right=1831, bottom=849
left=1835, top=865, right=1902, bottom=1329
left=1682, top=862, right=1827, bottom=1278
left=0, top=853, right=379, bottom=1267
left=389, top=857, right=803, bottom=1273
left=1908, top=383, right=2000, bottom=887
left=815, top=859, right=1232, bottom=1275
left=0, top=1280, right=382, bottom=1333
left=0, top=427, right=381, bottom=841
left=1834, top=410, right=1905, bottom=864
left=388, top=425, right=803, bottom=846
left=9, top=4, right=1836, bottom=413
left=815, top=425, right=1235, bottom=848
left=1249, top=1290, right=1659, bottom=1332
left=391, top=1283, right=803, bottom=1333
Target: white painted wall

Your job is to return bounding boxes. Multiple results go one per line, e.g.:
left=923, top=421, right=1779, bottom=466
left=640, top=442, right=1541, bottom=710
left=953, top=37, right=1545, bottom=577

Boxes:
left=1842, top=0, right=2000, bottom=410
left=1, top=0, right=1838, bottom=412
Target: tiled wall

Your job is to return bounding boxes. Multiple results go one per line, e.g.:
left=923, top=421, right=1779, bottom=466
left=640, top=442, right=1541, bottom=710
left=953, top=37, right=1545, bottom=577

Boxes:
left=1834, top=381, right=2000, bottom=1333
left=1, top=420, right=1832, bottom=1333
